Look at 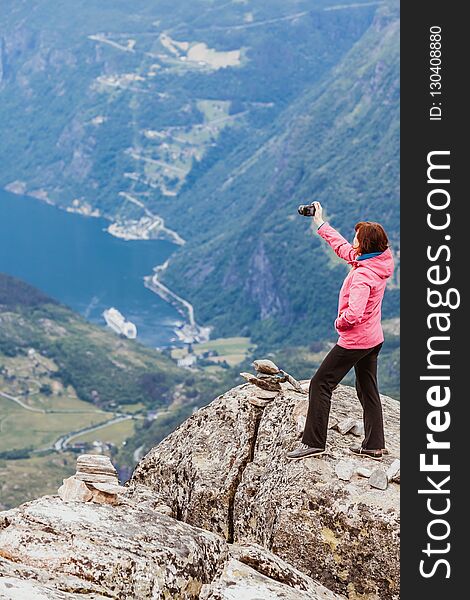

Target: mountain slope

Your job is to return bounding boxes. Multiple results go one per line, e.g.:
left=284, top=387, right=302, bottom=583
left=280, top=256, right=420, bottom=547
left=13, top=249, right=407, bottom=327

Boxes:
left=0, top=273, right=232, bottom=508
left=158, top=1, right=399, bottom=347
left=0, top=0, right=375, bottom=221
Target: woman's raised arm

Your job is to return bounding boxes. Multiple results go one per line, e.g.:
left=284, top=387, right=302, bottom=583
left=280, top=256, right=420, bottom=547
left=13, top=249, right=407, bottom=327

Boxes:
left=312, top=202, right=356, bottom=263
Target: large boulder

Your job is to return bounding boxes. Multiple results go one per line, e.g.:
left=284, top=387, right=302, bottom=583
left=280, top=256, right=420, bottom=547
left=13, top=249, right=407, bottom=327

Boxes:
left=200, top=558, right=336, bottom=600
left=0, top=495, right=227, bottom=599
left=130, top=382, right=400, bottom=599
left=131, top=384, right=262, bottom=542
left=0, top=495, right=343, bottom=600
left=0, top=381, right=399, bottom=599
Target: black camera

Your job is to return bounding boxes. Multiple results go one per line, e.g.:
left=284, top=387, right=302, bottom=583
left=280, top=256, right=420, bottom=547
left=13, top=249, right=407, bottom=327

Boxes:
left=297, top=203, right=316, bottom=217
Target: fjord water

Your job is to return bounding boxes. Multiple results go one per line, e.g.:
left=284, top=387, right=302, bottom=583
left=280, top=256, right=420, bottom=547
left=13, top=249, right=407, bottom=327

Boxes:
left=0, top=190, right=181, bottom=347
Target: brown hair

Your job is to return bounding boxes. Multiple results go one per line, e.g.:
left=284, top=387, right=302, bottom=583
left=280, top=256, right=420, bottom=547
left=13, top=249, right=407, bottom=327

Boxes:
left=354, top=222, right=389, bottom=256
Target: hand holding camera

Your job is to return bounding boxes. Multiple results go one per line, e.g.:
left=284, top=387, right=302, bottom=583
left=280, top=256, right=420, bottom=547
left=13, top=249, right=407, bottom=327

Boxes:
left=298, top=201, right=324, bottom=227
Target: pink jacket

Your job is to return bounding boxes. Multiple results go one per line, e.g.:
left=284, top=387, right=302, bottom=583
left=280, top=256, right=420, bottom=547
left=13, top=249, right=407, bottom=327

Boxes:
left=318, top=223, right=394, bottom=349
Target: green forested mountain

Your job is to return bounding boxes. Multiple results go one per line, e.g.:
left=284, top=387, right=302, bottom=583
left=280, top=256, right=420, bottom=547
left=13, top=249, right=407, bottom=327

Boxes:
left=0, top=0, right=376, bottom=219
left=1, top=4, right=399, bottom=404
left=158, top=0, right=400, bottom=346
left=0, top=1, right=398, bottom=348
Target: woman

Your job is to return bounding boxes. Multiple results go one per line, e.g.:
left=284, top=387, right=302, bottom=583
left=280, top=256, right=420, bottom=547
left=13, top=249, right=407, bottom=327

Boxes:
left=287, top=202, right=394, bottom=461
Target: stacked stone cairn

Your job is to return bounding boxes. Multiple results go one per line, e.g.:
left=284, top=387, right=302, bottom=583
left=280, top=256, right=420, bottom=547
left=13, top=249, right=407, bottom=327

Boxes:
left=240, top=359, right=307, bottom=407
left=58, top=454, right=126, bottom=505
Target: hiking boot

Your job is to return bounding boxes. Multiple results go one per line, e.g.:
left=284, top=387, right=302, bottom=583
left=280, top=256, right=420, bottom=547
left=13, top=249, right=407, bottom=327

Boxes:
left=350, top=446, right=383, bottom=461
left=286, top=443, right=325, bottom=460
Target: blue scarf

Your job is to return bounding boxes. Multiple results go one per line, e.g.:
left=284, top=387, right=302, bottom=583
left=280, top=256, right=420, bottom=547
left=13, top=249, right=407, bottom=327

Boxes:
left=357, top=251, right=383, bottom=261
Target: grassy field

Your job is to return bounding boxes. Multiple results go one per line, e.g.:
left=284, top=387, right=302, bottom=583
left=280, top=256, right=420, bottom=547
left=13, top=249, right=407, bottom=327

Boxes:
left=171, top=336, right=255, bottom=367
left=0, top=396, right=112, bottom=453
left=0, top=452, right=77, bottom=510
left=71, top=418, right=135, bottom=446
left=119, top=402, right=146, bottom=414
left=197, top=99, right=232, bottom=122
left=0, top=351, right=115, bottom=453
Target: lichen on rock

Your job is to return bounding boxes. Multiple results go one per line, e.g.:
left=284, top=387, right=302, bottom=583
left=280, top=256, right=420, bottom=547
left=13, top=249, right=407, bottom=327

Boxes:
left=0, top=495, right=228, bottom=599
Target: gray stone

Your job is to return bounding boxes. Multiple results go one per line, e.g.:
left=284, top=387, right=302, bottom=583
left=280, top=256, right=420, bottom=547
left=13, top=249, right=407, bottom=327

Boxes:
left=0, top=496, right=227, bottom=599
left=88, top=481, right=126, bottom=495
left=279, top=370, right=306, bottom=393
left=248, top=395, right=276, bottom=408
left=199, top=558, right=344, bottom=600
left=229, top=542, right=322, bottom=593
left=350, top=421, right=365, bottom=437
left=328, top=417, right=339, bottom=430
left=386, top=459, right=400, bottom=482
left=335, top=460, right=355, bottom=481
left=356, top=467, right=372, bottom=478
left=253, top=359, right=280, bottom=375
left=75, top=454, right=120, bottom=487
left=240, top=372, right=283, bottom=392
left=58, top=477, right=93, bottom=503
left=74, top=472, right=118, bottom=485
left=249, top=388, right=280, bottom=407
left=295, top=414, right=306, bottom=436
left=255, top=389, right=279, bottom=400
left=370, top=469, right=388, bottom=490
left=336, top=417, right=356, bottom=435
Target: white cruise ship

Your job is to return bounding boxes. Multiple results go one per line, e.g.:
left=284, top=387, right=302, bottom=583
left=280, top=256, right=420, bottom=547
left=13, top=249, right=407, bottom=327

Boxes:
left=103, top=307, right=137, bottom=339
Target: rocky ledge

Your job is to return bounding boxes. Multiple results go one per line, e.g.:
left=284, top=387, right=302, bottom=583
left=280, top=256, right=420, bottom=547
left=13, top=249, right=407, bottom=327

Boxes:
left=0, top=378, right=399, bottom=600
left=130, top=381, right=400, bottom=599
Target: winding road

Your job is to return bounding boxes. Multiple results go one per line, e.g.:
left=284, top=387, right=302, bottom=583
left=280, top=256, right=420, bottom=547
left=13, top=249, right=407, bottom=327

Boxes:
left=144, top=260, right=196, bottom=326
left=0, top=391, right=46, bottom=414
left=52, top=414, right=134, bottom=452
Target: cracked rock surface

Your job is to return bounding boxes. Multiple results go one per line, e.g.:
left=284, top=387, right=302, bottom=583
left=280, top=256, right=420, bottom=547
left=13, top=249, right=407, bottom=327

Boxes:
left=131, top=384, right=263, bottom=543
left=0, top=497, right=342, bottom=600
left=130, top=382, right=400, bottom=599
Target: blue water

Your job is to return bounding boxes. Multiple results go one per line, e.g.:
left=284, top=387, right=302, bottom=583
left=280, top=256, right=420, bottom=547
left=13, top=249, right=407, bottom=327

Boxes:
left=0, top=190, right=182, bottom=347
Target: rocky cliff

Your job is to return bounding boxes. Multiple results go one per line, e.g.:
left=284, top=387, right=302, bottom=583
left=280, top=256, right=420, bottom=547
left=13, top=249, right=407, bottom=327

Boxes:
left=0, top=380, right=399, bottom=599
left=131, top=381, right=400, bottom=599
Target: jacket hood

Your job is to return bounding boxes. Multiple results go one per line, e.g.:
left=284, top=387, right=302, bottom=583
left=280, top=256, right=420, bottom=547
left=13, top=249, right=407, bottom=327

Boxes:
left=354, top=248, right=394, bottom=280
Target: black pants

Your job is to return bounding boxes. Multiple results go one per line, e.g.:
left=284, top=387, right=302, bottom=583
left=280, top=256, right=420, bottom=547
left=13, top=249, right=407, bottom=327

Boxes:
left=302, top=343, right=385, bottom=450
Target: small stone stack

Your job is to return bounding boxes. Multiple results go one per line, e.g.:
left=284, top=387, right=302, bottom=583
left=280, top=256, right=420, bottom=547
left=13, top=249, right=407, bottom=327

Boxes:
left=58, top=454, right=125, bottom=505
left=240, top=359, right=306, bottom=407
